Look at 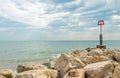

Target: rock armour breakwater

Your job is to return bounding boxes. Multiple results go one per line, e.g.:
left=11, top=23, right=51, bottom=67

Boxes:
left=0, top=48, right=120, bottom=78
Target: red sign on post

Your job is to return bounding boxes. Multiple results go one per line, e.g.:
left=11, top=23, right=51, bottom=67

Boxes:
left=98, top=20, right=104, bottom=26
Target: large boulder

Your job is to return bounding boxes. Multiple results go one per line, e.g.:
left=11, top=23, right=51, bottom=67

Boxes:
left=113, top=64, right=120, bottom=78
left=87, top=48, right=115, bottom=60
left=63, top=69, right=85, bottom=78
left=103, top=49, right=115, bottom=60
left=88, top=48, right=104, bottom=56
left=112, top=61, right=119, bottom=67
left=84, top=61, right=114, bottom=78
left=114, top=50, right=120, bottom=62
left=0, top=75, right=6, bottom=78
left=16, top=69, right=58, bottom=78
left=54, top=54, right=85, bottom=77
left=70, top=49, right=111, bottom=64
left=70, top=50, right=88, bottom=58
left=17, top=64, right=47, bottom=73
left=0, top=69, right=15, bottom=78
left=87, top=55, right=111, bottom=64
left=70, top=50, right=90, bottom=65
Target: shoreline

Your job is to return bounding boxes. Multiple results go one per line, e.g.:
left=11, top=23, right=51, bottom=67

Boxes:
left=0, top=47, right=120, bottom=70
left=0, top=48, right=120, bottom=78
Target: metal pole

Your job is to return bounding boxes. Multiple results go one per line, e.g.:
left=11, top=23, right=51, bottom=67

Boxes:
left=100, top=26, right=103, bottom=45
left=96, top=20, right=106, bottom=49
left=100, top=25, right=102, bottom=34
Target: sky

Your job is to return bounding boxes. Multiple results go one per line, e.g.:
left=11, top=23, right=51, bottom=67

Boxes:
left=0, top=0, right=120, bottom=41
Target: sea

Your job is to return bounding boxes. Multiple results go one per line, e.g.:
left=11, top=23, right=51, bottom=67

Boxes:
left=0, top=40, right=120, bottom=70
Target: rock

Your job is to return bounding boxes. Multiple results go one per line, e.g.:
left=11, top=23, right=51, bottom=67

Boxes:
left=48, top=59, right=56, bottom=69
left=15, top=69, right=57, bottom=78
left=70, top=50, right=88, bottom=58
left=85, top=48, right=92, bottom=52
left=112, top=61, right=119, bottom=67
left=88, top=48, right=104, bottom=56
left=63, top=69, right=85, bottom=78
left=104, top=49, right=115, bottom=60
left=87, top=55, right=111, bottom=64
left=113, top=64, right=120, bottom=78
left=54, top=54, right=85, bottom=77
left=114, top=50, right=120, bottom=62
left=84, top=61, right=114, bottom=78
left=17, top=64, right=47, bottom=73
left=0, top=75, right=6, bottom=78
left=70, top=50, right=90, bottom=65
left=0, top=69, right=15, bottom=78
left=70, top=49, right=111, bottom=64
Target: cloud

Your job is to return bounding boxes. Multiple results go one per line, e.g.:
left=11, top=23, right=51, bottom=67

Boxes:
left=84, top=27, right=98, bottom=31
left=112, top=15, right=120, bottom=20
left=51, top=0, right=73, bottom=4
left=0, top=28, right=7, bottom=31
left=0, top=0, right=120, bottom=40
left=0, top=0, right=70, bottom=28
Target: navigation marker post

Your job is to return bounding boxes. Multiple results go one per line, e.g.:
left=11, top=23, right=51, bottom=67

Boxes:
left=96, top=20, right=106, bottom=49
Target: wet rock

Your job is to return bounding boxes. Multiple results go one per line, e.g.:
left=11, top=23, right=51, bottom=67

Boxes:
left=17, top=64, right=47, bottom=73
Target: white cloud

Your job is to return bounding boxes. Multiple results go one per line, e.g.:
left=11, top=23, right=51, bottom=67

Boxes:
left=84, top=27, right=98, bottom=31
left=0, top=28, right=7, bottom=31
left=112, top=15, right=120, bottom=20
left=61, top=31, right=97, bottom=40
left=78, top=22, right=85, bottom=26
left=117, top=25, right=120, bottom=27
left=0, top=0, right=120, bottom=40
left=64, top=0, right=82, bottom=7
left=0, top=0, right=70, bottom=28
left=105, top=32, right=120, bottom=40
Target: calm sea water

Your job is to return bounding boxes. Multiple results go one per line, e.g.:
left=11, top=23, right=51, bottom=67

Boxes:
left=0, top=40, right=120, bottom=70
